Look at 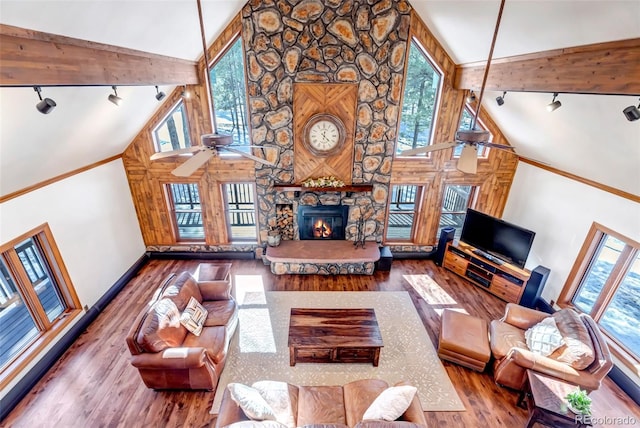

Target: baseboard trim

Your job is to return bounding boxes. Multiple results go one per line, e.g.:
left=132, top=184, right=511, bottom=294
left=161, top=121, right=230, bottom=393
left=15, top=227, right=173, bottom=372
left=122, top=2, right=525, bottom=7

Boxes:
left=147, top=251, right=255, bottom=260
left=0, top=253, right=149, bottom=422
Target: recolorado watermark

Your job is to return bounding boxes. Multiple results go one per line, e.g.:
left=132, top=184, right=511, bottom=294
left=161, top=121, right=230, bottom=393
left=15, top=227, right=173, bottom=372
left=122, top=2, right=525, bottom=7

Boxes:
left=575, top=415, right=637, bottom=425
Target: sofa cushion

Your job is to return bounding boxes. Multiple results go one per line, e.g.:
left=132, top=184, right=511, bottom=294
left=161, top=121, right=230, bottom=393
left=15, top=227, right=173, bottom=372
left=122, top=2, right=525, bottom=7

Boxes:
left=524, top=317, right=564, bottom=357
left=252, top=381, right=297, bottom=428
left=490, top=320, right=527, bottom=359
left=183, top=325, right=227, bottom=364
left=225, top=422, right=287, bottom=428
left=136, top=298, right=188, bottom=353
left=551, top=308, right=595, bottom=370
left=203, top=299, right=238, bottom=327
left=161, top=272, right=203, bottom=311
left=362, top=385, right=417, bottom=421
left=181, top=296, right=208, bottom=336
left=296, top=386, right=346, bottom=427
left=228, top=383, right=277, bottom=421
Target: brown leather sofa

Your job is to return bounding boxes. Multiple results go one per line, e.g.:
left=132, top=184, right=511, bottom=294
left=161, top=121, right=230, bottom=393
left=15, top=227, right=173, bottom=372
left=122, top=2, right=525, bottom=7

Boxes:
left=490, top=303, right=612, bottom=392
left=125, top=271, right=238, bottom=390
left=215, top=379, right=428, bottom=428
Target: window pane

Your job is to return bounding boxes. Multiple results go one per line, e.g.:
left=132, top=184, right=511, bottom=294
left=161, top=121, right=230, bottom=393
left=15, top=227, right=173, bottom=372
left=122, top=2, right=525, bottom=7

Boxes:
left=211, top=39, right=250, bottom=150
left=599, top=253, right=640, bottom=357
left=154, top=102, right=191, bottom=152
left=437, top=185, right=473, bottom=240
left=225, top=183, right=257, bottom=241
left=0, top=259, right=39, bottom=369
left=15, top=239, right=65, bottom=322
left=573, top=235, right=624, bottom=313
left=169, top=183, right=205, bottom=240
left=397, top=40, right=441, bottom=155
left=386, top=185, right=418, bottom=240
left=454, top=108, right=487, bottom=157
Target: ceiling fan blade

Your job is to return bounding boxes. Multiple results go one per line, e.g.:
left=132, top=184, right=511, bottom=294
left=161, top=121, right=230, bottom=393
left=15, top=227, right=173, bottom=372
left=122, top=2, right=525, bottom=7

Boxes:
left=221, top=146, right=275, bottom=166
left=401, top=141, right=458, bottom=156
left=150, top=147, right=201, bottom=160
left=481, top=142, right=516, bottom=151
left=458, top=144, right=478, bottom=174
left=171, top=149, right=215, bottom=177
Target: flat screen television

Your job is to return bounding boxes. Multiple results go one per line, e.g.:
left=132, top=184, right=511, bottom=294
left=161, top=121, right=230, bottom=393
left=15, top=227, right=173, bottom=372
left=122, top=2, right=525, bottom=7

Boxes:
left=459, top=208, right=535, bottom=269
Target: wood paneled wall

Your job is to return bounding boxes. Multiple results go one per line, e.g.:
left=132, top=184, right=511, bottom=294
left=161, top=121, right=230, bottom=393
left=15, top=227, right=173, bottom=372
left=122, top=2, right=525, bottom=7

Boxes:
left=123, top=10, right=517, bottom=248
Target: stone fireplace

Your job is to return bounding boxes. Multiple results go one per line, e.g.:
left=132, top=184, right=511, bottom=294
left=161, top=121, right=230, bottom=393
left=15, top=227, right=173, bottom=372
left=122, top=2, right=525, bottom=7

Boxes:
left=298, top=205, right=349, bottom=240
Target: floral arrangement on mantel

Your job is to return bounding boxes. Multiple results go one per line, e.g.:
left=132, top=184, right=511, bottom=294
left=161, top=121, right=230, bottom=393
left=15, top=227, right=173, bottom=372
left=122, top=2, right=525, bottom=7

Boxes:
left=301, top=176, right=345, bottom=188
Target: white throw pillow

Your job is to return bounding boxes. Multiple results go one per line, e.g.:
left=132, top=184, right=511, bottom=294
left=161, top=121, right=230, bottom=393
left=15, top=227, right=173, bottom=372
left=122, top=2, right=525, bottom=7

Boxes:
left=180, top=296, right=207, bottom=336
left=225, top=421, right=287, bottom=428
left=362, top=385, right=417, bottom=421
left=252, top=381, right=296, bottom=428
left=525, top=317, right=565, bottom=357
left=227, top=383, right=277, bottom=421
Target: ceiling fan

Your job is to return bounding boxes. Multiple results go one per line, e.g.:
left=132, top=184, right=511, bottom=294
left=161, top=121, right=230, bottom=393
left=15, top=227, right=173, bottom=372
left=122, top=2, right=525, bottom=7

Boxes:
left=150, top=0, right=274, bottom=177
left=401, top=0, right=515, bottom=174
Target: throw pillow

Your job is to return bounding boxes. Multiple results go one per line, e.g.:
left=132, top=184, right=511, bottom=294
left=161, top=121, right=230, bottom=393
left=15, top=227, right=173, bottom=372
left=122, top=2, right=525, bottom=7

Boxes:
left=226, top=421, right=287, bottom=428
left=362, top=385, right=417, bottom=421
left=180, top=296, right=207, bottom=336
left=252, top=381, right=296, bottom=428
left=227, top=383, right=277, bottom=421
left=524, top=317, right=564, bottom=357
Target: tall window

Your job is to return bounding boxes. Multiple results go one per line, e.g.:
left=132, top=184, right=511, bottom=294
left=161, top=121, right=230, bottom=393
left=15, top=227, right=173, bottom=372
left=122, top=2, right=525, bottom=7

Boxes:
left=397, top=39, right=442, bottom=155
left=560, top=223, right=640, bottom=370
left=224, top=183, right=257, bottom=241
left=455, top=107, right=488, bottom=157
left=0, top=224, right=80, bottom=387
left=210, top=38, right=250, bottom=151
left=437, top=185, right=476, bottom=240
left=167, top=183, right=205, bottom=240
left=386, top=185, right=421, bottom=241
left=153, top=101, right=191, bottom=152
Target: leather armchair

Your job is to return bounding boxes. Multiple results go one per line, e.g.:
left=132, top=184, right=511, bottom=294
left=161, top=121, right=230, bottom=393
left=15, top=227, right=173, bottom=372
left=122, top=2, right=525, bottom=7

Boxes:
left=490, top=304, right=613, bottom=392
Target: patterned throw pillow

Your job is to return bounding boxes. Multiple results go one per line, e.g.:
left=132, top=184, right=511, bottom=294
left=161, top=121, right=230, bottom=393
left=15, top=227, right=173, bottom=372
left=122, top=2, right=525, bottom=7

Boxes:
left=524, top=317, right=564, bottom=356
left=362, top=385, right=417, bottom=421
left=180, top=296, right=207, bottom=336
left=227, top=383, right=277, bottom=421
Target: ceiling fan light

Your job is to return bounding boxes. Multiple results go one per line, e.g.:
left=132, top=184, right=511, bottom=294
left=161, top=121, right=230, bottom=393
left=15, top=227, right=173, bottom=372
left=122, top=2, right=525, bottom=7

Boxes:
left=546, top=93, right=561, bottom=112
left=623, top=103, right=640, bottom=122
left=456, top=129, right=490, bottom=143
left=108, top=86, right=122, bottom=106
left=201, top=133, right=233, bottom=147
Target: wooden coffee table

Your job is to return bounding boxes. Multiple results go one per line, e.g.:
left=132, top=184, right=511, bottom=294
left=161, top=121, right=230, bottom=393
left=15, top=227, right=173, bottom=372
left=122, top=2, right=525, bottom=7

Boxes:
left=518, top=370, right=592, bottom=428
left=288, top=308, right=383, bottom=366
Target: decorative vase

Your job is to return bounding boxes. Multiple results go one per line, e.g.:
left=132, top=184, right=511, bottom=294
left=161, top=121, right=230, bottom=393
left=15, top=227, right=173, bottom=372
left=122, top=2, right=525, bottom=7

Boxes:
left=267, top=234, right=281, bottom=247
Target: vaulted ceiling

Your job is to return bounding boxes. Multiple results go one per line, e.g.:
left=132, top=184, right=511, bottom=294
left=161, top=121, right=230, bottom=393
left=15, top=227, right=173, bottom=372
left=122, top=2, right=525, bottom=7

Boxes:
left=1, top=0, right=639, bottom=197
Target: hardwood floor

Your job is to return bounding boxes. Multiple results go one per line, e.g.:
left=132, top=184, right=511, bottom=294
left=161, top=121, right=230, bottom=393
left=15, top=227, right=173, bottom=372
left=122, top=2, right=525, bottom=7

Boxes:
left=3, top=258, right=639, bottom=427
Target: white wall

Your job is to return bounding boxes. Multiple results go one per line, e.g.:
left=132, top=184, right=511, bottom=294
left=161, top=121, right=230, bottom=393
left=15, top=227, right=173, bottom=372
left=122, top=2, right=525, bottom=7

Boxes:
left=504, top=162, right=640, bottom=385
left=0, top=159, right=145, bottom=398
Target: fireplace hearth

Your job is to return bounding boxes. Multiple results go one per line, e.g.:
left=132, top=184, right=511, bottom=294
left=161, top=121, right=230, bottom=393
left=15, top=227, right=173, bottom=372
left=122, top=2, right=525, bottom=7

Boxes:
left=298, top=205, right=349, bottom=240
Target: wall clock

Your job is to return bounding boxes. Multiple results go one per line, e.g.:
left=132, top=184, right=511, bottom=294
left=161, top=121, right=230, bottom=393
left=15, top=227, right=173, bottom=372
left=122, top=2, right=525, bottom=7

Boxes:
left=302, top=113, right=346, bottom=157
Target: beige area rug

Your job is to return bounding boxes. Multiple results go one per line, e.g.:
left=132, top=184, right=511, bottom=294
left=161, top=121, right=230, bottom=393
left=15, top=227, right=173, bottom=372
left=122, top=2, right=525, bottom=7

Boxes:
left=211, top=290, right=465, bottom=414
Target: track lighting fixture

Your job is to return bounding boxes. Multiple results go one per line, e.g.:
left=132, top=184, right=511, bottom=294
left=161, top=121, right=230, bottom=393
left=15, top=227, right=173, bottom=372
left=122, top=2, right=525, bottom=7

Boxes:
left=181, top=85, right=191, bottom=99
left=496, top=91, right=506, bottom=106
left=34, top=86, right=56, bottom=114
left=108, top=86, right=122, bottom=106
left=155, top=85, right=166, bottom=101
left=623, top=98, right=640, bottom=122
left=546, top=93, right=561, bottom=112
left=466, top=90, right=476, bottom=104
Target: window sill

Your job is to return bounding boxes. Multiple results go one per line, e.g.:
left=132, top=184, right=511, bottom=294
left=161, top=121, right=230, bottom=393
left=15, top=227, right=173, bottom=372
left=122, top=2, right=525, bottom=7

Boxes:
left=0, top=309, right=82, bottom=390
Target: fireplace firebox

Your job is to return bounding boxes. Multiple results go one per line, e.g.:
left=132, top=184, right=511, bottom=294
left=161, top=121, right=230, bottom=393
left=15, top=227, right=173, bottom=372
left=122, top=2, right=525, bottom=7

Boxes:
left=298, top=205, right=349, bottom=240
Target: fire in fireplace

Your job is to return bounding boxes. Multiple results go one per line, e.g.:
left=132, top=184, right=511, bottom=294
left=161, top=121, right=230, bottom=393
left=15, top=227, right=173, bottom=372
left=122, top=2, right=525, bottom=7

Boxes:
left=298, top=205, right=349, bottom=240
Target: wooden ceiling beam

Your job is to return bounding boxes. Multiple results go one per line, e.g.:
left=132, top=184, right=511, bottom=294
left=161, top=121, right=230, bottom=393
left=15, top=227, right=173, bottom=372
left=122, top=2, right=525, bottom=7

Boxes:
left=454, top=38, right=640, bottom=95
left=0, top=24, right=199, bottom=87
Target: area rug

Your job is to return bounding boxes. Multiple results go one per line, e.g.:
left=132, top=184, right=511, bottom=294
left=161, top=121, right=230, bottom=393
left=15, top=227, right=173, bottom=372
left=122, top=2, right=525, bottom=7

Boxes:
left=211, top=291, right=465, bottom=414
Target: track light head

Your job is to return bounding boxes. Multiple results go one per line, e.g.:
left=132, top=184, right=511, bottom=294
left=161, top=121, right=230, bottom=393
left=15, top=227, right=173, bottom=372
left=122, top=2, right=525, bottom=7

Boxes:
left=182, top=85, right=191, bottom=99
left=108, top=86, right=122, bottom=106
left=33, top=86, right=56, bottom=114
left=546, top=93, right=561, bottom=112
left=623, top=98, right=640, bottom=122
left=466, top=91, right=476, bottom=104
left=155, top=85, right=166, bottom=101
left=496, top=91, right=506, bottom=106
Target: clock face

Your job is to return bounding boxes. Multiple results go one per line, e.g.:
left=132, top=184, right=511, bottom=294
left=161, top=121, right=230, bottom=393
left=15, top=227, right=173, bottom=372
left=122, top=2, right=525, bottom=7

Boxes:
left=303, top=114, right=345, bottom=156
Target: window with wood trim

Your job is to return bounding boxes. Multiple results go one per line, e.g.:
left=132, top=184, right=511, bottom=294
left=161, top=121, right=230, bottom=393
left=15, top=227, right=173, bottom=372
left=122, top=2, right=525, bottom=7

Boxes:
left=386, top=185, right=422, bottom=241
left=210, top=37, right=250, bottom=152
left=167, top=183, right=205, bottom=241
left=223, top=183, right=257, bottom=242
left=0, top=224, right=81, bottom=388
left=437, top=185, right=477, bottom=240
left=455, top=107, right=489, bottom=158
left=559, top=223, right=640, bottom=372
left=153, top=101, right=191, bottom=153
left=397, top=38, right=442, bottom=155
